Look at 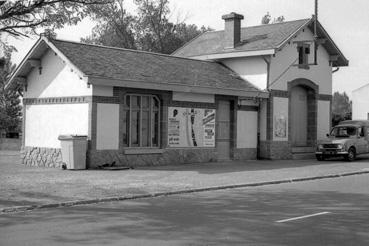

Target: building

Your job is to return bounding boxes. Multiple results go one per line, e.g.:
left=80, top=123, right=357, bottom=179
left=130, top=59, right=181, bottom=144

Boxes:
left=352, top=84, right=369, bottom=120
left=6, top=13, right=348, bottom=168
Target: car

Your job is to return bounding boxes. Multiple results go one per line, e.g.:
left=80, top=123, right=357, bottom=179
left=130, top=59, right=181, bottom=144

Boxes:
left=315, top=120, right=369, bottom=161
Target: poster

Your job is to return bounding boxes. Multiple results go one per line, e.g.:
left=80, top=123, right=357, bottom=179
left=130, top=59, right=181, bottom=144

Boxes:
left=274, top=115, right=287, bottom=138
left=168, top=107, right=216, bottom=147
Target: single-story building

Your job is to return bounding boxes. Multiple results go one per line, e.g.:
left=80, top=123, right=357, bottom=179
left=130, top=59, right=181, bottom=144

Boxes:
left=7, top=13, right=348, bottom=168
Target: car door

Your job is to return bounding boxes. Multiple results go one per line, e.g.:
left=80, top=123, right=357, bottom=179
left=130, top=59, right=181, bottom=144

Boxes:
left=357, top=127, right=368, bottom=154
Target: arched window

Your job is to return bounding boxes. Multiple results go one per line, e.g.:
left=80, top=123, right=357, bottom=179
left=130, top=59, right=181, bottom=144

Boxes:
left=122, top=95, right=160, bottom=147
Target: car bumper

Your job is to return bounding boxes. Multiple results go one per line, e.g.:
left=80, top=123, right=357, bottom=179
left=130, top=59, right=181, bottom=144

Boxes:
left=315, top=151, right=348, bottom=155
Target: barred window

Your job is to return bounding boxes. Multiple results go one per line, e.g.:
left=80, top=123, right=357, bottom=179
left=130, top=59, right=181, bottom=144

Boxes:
left=123, top=95, right=160, bottom=147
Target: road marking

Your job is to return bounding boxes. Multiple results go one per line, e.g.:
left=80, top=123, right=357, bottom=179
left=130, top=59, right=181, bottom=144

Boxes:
left=276, top=212, right=331, bottom=223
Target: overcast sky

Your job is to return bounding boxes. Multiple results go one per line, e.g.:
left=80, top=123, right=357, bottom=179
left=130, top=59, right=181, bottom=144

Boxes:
left=6, top=0, right=369, bottom=97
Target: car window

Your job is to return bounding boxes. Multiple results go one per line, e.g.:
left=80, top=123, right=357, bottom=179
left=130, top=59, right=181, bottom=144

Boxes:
left=330, top=126, right=357, bottom=137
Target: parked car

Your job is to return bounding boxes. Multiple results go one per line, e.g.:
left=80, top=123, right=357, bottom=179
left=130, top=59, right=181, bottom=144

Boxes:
left=316, top=120, right=369, bottom=161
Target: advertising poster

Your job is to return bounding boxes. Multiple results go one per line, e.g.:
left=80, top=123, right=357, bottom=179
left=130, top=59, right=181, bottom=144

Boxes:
left=274, top=115, right=287, bottom=138
left=168, top=107, right=215, bottom=147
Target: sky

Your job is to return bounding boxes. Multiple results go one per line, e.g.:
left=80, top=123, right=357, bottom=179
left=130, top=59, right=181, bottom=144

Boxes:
left=5, top=0, right=369, bottom=97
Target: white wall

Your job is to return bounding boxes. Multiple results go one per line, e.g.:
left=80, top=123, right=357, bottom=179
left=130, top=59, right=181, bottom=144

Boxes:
left=25, top=49, right=92, bottom=98
left=237, top=111, right=258, bottom=148
left=221, top=56, right=268, bottom=90
left=25, top=104, right=89, bottom=148
left=96, top=103, right=119, bottom=150
left=269, top=28, right=332, bottom=94
left=172, top=92, right=214, bottom=103
left=273, top=97, right=289, bottom=141
left=352, top=84, right=369, bottom=120
left=317, top=100, right=331, bottom=140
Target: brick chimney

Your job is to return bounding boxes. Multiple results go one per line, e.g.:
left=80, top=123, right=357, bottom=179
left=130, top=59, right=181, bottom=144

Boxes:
left=222, top=12, right=244, bottom=49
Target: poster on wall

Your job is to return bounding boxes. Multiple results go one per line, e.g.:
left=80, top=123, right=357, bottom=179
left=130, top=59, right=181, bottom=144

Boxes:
left=168, top=107, right=216, bottom=147
left=274, top=115, right=287, bottom=138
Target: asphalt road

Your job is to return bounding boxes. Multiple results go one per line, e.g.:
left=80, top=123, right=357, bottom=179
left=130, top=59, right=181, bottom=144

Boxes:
left=1, top=174, right=369, bottom=246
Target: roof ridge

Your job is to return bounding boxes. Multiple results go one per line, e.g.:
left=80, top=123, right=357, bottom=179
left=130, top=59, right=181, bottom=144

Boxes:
left=50, top=38, right=216, bottom=64
left=241, top=18, right=311, bottom=30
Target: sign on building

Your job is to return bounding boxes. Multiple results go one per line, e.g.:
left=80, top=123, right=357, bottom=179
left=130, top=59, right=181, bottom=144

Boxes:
left=168, top=107, right=215, bottom=147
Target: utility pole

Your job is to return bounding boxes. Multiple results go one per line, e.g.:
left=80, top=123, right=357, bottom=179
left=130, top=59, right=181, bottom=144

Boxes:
left=314, top=0, right=318, bottom=65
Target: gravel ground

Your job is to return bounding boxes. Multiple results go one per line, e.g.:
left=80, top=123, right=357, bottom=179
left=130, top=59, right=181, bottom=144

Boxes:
left=1, top=151, right=369, bottom=209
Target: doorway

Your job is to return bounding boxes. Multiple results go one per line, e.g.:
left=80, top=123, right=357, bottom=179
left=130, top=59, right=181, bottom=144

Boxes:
left=216, top=100, right=231, bottom=160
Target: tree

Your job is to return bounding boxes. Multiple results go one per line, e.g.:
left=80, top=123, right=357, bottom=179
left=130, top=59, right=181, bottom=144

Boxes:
left=332, top=91, right=352, bottom=126
left=0, top=0, right=111, bottom=38
left=82, top=0, right=212, bottom=54
left=261, top=12, right=285, bottom=24
left=0, top=52, right=22, bottom=134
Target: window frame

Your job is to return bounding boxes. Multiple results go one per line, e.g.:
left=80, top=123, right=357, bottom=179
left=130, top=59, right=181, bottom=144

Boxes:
left=123, top=94, right=161, bottom=148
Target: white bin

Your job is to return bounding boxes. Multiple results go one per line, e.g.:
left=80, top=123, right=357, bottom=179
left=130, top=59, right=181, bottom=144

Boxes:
left=58, top=135, right=87, bottom=170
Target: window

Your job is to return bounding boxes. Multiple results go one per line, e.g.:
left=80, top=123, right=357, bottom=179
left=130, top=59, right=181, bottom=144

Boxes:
left=297, top=43, right=310, bottom=69
left=123, top=94, right=160, bottom=147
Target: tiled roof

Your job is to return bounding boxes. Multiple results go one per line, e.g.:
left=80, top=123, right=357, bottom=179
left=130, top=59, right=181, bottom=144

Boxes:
left=50, top=39, right=262, bottom=94
left=173, top=19, right=311, bottom=57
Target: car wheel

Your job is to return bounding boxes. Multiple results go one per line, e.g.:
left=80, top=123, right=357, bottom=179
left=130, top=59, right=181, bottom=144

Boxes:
left=345, top=148, right=356, bottom=162
left=316, top=154, right=324, bottom=161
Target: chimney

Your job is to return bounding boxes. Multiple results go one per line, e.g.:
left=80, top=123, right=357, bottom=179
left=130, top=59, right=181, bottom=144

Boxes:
left=222, top=12, right=244, bottom=49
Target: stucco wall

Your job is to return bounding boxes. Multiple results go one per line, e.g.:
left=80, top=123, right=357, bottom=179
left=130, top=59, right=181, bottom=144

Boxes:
left=352, top=84, right=369, bottom=120
left=96, top=103, right=119, bottom=150
left=25, top=104, right=89, bottom=148
left=317, top=100, right=331, bottom=140
left=269, top=28, right=332, bottom=94
left=221, top=56, right=268, bottom=90
left=25, top=49, right=92, bottom=98
left=236, top=111, right=258, bottom=148
left=273, top=97, right=289, bottom=141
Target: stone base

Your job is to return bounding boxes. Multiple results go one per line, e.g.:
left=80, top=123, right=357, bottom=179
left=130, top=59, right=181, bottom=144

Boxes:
left=233, top=148, right=257, bottom=160
left=87, top=148, right=218, bottom=168
left=21, top=147, right=63, bottom=168
left=259, top=141, right=292, bottom=159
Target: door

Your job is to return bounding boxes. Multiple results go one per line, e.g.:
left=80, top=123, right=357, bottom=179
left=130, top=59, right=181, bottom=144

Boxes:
left=216, top=100, right=231, bottom=160
left=291, top=86, right=308, bottom=146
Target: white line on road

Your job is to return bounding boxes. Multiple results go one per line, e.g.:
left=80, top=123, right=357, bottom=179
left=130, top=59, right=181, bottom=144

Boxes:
left=276, top=212, right=331, bottom=223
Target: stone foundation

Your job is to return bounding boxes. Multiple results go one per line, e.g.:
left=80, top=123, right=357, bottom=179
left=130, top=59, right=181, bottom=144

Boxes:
left=259, top=141, right=292, bottom=159
left=87, top=148, right=218, bottom=168
left=233, top=148, right=257, bottom=160
left=21, top=147, right=63, bottom=168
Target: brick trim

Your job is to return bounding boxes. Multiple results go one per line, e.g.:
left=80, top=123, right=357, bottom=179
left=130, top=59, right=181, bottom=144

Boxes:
left=92, top=96, right=120, bottom=104
left=270, top=90, right=288, bottom=98
left=23, top=96, right=91, bottom=105
left=238, top=105, right=258, bottom=111
left=318, top=94, right=332, bottom=101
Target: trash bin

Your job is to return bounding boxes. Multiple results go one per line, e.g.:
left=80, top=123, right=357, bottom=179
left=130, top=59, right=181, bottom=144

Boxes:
left=58, top=135, right=88, bottom=170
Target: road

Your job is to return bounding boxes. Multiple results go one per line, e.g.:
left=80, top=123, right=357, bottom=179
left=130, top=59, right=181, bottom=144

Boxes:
left=1, top=174, right=369, bottom=245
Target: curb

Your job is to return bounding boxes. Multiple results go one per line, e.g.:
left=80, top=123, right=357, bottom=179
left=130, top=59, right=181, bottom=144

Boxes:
left=2, top=170, right=369, bottom=214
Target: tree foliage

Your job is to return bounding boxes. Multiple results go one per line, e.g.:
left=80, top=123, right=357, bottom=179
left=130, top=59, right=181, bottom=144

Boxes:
left=82, top=0, right=212, bottom=54
left=0, top=52, right=22, bottom=133
left=261, top=12, right=285, bottom=24
left=332, top=91, right=352, bottom=126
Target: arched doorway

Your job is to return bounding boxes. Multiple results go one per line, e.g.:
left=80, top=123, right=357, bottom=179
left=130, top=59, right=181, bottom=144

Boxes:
left=290, top=86, right=308, bottom=146
left=289, top=79, right=318, bottom=147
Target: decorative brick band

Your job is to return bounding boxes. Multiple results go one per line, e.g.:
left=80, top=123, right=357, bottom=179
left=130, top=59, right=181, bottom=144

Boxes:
left=270, top=90, right=289, bottom=98
left=270, top=89, right=332, bottom=101
left=92, top=96, right=120, bottom=104
left=318, top=94, right=332, bottom=101
left=169, top=101, right=216, bottom=109
left=238, top=105, right=258, bottom=111
left=23, top=96, right=90, bottom=105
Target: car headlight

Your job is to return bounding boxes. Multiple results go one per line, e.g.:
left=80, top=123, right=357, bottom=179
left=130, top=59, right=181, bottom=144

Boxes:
left=337, top=144, right=343, bottom=149
left=318, top=144, right=324, bottom=150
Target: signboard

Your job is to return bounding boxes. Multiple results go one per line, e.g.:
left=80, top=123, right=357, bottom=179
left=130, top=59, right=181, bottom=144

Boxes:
left=168, top=107, right=215, bottom=147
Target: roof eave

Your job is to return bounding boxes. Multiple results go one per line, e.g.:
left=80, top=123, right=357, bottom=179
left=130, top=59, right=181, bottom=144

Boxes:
left=189, top=49, right=275, bottom=60
left=88, top=76, right=269, bottom=98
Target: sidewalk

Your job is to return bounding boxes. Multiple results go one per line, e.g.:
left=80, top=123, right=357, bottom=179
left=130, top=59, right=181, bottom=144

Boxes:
left=1, top=150, right=369, bottom=213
